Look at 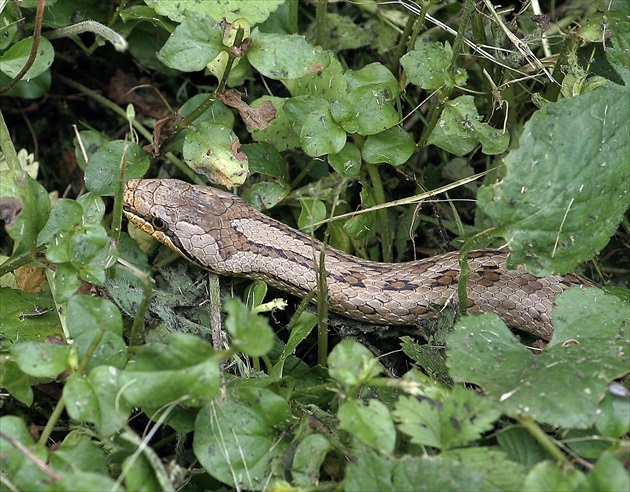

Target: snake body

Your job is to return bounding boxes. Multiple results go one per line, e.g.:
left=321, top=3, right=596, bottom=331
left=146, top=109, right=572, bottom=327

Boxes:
left=123, top=179, right=588, bottom=339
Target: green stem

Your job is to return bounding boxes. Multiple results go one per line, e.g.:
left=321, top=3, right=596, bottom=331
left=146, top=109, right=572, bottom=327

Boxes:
left=117, top=258, right=154, bottom=347
left=38, top=397, right=66, bottom=445
left=0, top=0, right=44, bottom=94
left=178, top=94, right=216, bottom=128
left=394, top=14, right=418, bottom=74
left=365, top=163, right=393, bottom=262
left=315, top=0, right=327, bottom=47
left=110, top=143, right=128, bottom=241
left=0, top=249, right=42, bottom=278
left=287, top=0, right=299, bottom=34
left=290, top=159, right=318, bottom=189
left=407, top=1, right=431, bottom=57
left=545, top=35, right=580, bottom=102
left=44, top=20, right=128, bottom=52
left=517, top=416, right=572, bottom=465
left=215, top=27, right=245, bottom=96
left=417, top=90, right=447, bottom=150
left=448, top=0, right=474, bottom=78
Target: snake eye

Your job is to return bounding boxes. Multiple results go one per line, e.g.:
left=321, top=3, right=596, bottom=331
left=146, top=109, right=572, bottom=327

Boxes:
left=151, top=217, right=167, bottom=231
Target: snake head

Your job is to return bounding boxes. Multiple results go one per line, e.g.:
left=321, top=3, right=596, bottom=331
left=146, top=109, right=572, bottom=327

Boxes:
left=123, top=179, right=237, bottom=268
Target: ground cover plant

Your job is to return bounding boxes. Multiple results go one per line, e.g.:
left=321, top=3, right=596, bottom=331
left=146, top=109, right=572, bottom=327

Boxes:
left=0, top=0, right=628, bottom=490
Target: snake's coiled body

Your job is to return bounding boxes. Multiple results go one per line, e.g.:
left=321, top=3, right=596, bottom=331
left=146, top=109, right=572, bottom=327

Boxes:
left=123, top=179, right=588, bottom=339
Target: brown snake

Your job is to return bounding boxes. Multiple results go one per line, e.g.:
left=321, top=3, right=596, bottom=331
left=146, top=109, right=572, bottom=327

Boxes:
left=123, top=179, right=589, bottom=340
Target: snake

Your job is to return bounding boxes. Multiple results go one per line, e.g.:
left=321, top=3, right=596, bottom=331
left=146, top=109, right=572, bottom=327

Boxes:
left=122, top=178, right=589, bottom=340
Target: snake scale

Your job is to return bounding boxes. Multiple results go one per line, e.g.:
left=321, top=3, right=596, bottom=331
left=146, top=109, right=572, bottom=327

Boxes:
left=123, top=179, right=589, bottom=340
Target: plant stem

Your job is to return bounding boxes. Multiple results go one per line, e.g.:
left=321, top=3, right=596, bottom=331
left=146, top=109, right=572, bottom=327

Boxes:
left=448, top=0, right=474, bottom=78
left=287, top=0, right=299, bottom=34
left=215, top=27, right=245, bottom=96
left=38, top=397, right=66, bottom=445
left=315, top=0, right=327, bottom=47
left=44, top=20, right=128, bottom=52
left=365, top=163, right=393, bottom=263
left=517, top=415, right=572, bottom=465
left=0, top=0, right=44, bottom=94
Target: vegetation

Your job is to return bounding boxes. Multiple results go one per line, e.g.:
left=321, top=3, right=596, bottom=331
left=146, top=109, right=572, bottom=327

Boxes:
left=0, top=0, right=628, bottom=490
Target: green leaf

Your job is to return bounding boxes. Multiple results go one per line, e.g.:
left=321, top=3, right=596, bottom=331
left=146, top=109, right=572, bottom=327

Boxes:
left=427, top=95, right=509, bottom=155
left=179, top=96, right=235, bottom=127
left=74, top=130, right=110, bottom=171
left=240, top=180, right=291, bottom=211
left=328, top=142, right=362, bottom=176
left=477, top=85, right=630, bottom=274
left=11, top=342, right=70, bottom=378
left=248, top=30, right=330, bottom=80
left=193, top=384, right=291, bottom=491
left=156, top=15, right=223, bottom=71
left=38, top=199, right=83, bottom=256
left=224, top=298, right=274, bottom=357
left=343, top=446, right=394, bottom=492
left=578, top=450, right=630, bottom=492
left=392, top=455, right=485, bottom=492
left=297, top=198, right=327, bottom=232
left=50, top=263, right=82, bottom=303
left=344, top=63, right=398, bottom=95
left=45, top=472, right=119, bottom=492
left=0, top=36, right=54, bottom=79
left=64, top=366, right=131, bottom=437
left=0, top=170, right=51, bottom=257
left=0, top=69, right=51, bottom=99
left=283, top=95, right=327, bottom=134
left=595, top=391, right=630, bottom=438
left=339, top=399, right=396, bottom=454
left=393, top=395, right=441, bottom=448
left=362, top=126, right=416, bottom=166
left=496, top=427, right=549, bottom=471
left=401, top=39, right=468, bottom=90
left=291, top=434, right=334, bottom=487
left=250, top=96, right=301, bottom=151
left=328, top=339, right=385, bottom=390
left=271, top=311, right=317, bottom=378
left=66, top=295, right=127, bottom=372
left=442, top=448, right=526, bottom=491
left=447, top=289, right=628, bottom=428
left=564, top=427, right=612, bottom=459
left=118, top=332, right=221, bottom=408
left=84, top=140, right=150, bottom=195
left=299, top=106, right=346, bottom=157
left=393, top=387, right=500, bottom=450
left=76, top=192, right=106, bottom=224
left=523, top=462, right=584, bottom=491
left=48, top=438, right=110, bottom=476
left=0, top=416, right=51, bottom=491
left=182, top=122, right=248, bottom=189
left=339, top=83, right=399, bottom=136
left=284, top=53, right=347, bottom=100
left=241, top=141, right=287, bottom=179
left=0, top=287, right=62, bottom=353
left=0, top=358, right=34, bottom=406
left=146, top=0, right=284, bottom=24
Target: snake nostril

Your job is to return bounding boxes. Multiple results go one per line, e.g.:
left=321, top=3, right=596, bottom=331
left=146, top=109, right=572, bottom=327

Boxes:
left=152, top=217, right=167, bottom=231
